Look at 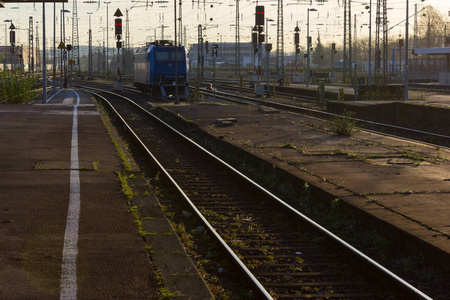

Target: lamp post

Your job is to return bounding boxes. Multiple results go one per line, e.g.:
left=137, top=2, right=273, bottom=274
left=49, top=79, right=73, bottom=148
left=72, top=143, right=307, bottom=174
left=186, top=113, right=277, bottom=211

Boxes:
left=3, top=23, right=7, bottom=70
left=306, top=8, right=317, bottom=87
left=3, top=20, right=12, bottom=72
left=104, top=1, right=111, bottom=81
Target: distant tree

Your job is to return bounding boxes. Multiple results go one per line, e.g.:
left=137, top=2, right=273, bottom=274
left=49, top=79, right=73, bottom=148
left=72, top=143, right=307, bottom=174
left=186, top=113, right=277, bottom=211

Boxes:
left=354, top=37, right=370, bottom=63
left=416, top=6, right=448, bottom=48
left=312, top=35, right=325, bottom=68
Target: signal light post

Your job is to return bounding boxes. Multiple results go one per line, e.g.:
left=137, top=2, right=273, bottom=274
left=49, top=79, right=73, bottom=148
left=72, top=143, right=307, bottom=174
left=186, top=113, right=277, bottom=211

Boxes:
left=294, top=24, right=300, bottom=80
left=331, top=43, right=336, bottom=78
left=9, top=23, right=15, bottom=74
left=306, top=8, right=318, bottom=88
left=254, top=5, right=265, bottom=96
left=114, top=9, right=123, bottom=91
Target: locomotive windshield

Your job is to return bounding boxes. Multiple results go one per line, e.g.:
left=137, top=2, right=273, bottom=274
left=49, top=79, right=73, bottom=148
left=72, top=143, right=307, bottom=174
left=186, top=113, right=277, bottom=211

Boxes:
left=155, top=50, right=185, bottom=62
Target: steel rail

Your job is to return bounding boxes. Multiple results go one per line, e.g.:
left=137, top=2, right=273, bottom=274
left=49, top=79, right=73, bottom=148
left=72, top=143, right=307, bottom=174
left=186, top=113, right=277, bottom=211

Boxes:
left=88, top=89, right=273, bottom=299
left=86, top=86, right=433, bottom=299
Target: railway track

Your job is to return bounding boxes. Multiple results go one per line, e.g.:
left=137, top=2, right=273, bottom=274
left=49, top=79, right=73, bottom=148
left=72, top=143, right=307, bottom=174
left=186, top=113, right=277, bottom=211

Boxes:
left=83, top=85, right=431, bottom=299
left=204, top=80, right=319, bottom=106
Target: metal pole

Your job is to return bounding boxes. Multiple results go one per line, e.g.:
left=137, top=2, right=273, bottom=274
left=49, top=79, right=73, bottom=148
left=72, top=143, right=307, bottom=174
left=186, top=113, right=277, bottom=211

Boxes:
left=405, top=0, right=409, bottom=101
left=10, top=27, right=13, bottom=75
left=105, top=2, right=111, bottom=81
left=88, top=13, right=93, bottom=80
left=63, top=4, right=67, bottom=88
left=4, top=24, right=6, bottom=70
left=60, top=8, right=63, bottom=87
left=174, top=0, right=179, bottom=104
left=43, top=3, right=47, bottom=104
left=331, top=46, right=335, bottom=78
left=53, top=3, right=56, bottom=95
left=213, top=53, right=216, bottom=102
left=368, top=0, right=372, bottom=88
left=258, top=28, right=262, bottom=85
left=306, top=9, right=310, bottom=87
left=266, top=18, right=268, bottom=91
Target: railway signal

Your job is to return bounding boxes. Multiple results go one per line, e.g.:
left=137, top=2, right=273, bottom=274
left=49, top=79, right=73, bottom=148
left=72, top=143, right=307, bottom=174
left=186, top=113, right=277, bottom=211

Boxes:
left=9, top=31, right=15, bottom=44
left=254, top=6, right=265, bottom=96
left=294, top=25, right=300, bottom=77
left=114, top=8, right=124, bottom=91
left=115, top=18, right=122, bottom=36
left=255, top=6, right=264, bottom=26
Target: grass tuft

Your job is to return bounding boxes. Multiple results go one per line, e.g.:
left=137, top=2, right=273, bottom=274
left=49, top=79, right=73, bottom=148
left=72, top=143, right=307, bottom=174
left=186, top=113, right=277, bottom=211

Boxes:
left=327, top=109, right=357, bottom=136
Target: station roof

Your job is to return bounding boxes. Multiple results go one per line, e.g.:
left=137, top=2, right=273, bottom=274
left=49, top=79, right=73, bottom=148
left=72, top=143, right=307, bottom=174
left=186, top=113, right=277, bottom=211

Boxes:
left=413, top=47, right=450, bottom=55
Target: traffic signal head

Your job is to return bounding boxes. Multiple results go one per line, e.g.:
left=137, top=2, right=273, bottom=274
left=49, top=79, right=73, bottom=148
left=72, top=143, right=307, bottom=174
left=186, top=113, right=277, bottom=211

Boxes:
left=398, top=39, right=404, bottom=47
left=67, top=44, right=72, bottom=51
left=10, top=31, right=15, bottom=44
left=115, top=18, right=122, bottom=35
left=332, top=43, right=336, bottom=50
left=255, top=6, right=264, bottom=26
left=294, top=33, right=299, bottom=45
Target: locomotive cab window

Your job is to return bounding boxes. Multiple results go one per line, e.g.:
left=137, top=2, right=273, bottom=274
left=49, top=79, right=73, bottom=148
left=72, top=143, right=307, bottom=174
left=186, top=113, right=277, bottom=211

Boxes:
left=155, top=51, right=185, bottom=62
left=155, top=51, right=170, bottom=62
left=170, top=51, right=186, bottom=62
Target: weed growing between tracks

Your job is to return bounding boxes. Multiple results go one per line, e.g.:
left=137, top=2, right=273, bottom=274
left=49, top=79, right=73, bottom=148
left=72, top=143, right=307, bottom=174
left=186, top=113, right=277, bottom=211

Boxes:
left=151, top=175, right=256, bottom=299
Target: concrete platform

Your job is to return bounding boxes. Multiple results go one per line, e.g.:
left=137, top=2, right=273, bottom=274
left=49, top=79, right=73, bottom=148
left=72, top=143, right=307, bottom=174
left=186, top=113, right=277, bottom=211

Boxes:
left=0, top=89, right=211, bottom=299
left=160, top=102, right=450, bottom=271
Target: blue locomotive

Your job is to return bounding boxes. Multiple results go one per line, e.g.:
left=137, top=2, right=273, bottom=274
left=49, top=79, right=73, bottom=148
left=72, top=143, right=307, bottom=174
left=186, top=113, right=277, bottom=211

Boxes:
left=134, top=40, right=189, bottom=100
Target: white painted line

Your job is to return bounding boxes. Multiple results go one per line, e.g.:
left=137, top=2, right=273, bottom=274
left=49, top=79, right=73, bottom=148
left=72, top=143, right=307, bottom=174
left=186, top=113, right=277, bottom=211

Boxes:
left=60, top=89, right=81, bottom=300
left=46, top=88, right=64, bottom=103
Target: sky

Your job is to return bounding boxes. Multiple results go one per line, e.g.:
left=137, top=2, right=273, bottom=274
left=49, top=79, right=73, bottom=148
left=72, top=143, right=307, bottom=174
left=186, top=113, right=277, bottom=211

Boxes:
left=1, top=0, right=449, bottom=51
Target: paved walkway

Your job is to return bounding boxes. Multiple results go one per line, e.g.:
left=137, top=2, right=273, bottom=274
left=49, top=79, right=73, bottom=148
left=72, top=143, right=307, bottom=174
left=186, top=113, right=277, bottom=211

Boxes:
left=0, top=89, right=211, bottom=299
